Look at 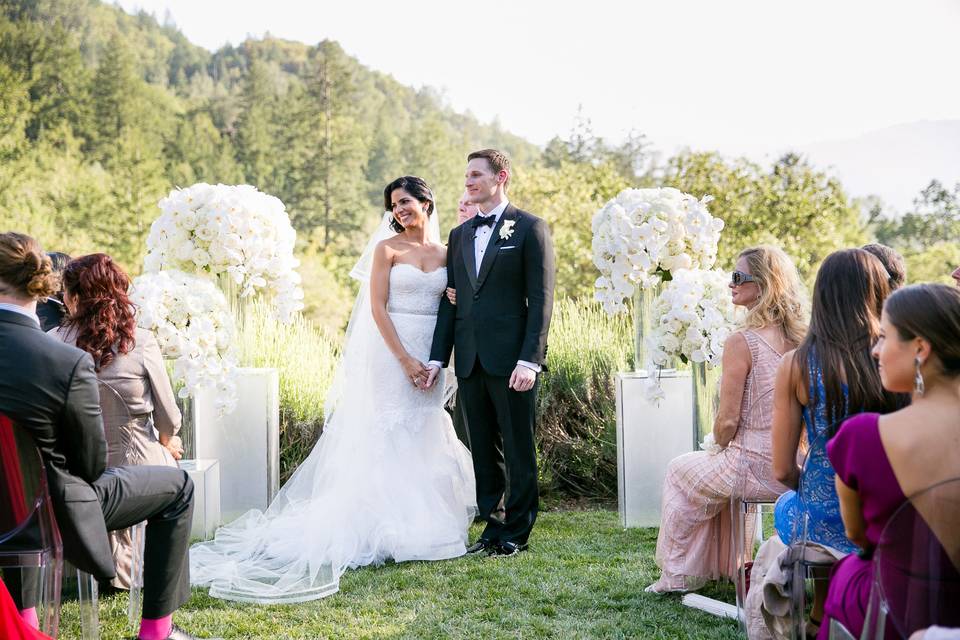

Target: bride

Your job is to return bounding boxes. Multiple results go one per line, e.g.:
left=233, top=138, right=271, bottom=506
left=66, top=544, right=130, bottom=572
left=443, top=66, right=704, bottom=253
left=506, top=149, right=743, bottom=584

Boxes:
left=190, top=176, right=477, bottom=603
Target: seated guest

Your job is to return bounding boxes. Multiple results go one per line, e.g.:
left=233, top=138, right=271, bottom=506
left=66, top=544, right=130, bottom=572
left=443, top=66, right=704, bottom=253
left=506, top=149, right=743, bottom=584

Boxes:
left=861, top=243, right=906, bottom=290
left=820, top=284, right=960, bottom=639
left=35, top=252, right=70, bottom=332
left=0, top=232, right=210, bottom=640
left=51, top=253, right=183, bottom=589
left=646, top=246, right=807, bottom=593
left=771, top=248, right=902, bottom=630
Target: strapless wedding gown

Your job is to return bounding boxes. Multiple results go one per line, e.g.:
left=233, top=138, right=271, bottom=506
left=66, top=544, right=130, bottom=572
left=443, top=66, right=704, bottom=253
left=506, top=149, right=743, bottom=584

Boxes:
left=189, top=264, right=477, bottom=603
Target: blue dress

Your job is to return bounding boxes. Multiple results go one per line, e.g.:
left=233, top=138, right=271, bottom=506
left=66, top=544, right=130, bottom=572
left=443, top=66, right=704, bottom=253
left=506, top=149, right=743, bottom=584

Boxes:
left=773, top=352, right=857, bottom=554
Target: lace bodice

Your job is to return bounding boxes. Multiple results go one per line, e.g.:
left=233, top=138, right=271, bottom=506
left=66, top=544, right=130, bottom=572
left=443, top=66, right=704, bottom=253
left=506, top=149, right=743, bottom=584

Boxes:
left=386, top=264, right=447, bottom=315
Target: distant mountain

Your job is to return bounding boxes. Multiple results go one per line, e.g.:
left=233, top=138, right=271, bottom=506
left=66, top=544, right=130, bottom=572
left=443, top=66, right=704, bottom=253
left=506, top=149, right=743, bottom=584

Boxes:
left=795, top=120, right=960, bottom=212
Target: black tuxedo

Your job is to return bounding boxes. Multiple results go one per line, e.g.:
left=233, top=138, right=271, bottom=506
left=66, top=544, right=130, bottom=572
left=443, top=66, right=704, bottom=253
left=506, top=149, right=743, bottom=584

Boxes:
left=430, top=204, right=555, bottom=545
left=0, top=309, right=193, bottom=618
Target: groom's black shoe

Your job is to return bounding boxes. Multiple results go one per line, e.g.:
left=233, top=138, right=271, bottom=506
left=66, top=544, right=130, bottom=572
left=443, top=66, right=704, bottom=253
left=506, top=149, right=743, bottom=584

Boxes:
left=466, top=538, right=497, bottom=556
left=492, top=541, right=528, bottom=558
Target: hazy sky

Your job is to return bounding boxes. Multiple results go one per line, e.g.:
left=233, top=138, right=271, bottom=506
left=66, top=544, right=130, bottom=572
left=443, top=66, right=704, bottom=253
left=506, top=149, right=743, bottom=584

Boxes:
left=116, top=0, right=960, bottom=158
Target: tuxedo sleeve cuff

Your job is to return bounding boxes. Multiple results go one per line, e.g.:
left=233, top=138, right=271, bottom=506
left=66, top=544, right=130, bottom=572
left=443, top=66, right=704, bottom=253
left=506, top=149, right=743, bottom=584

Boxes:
left=517, top=360, right=541, bottom=373
left=427, top=360, right=444, bottom=370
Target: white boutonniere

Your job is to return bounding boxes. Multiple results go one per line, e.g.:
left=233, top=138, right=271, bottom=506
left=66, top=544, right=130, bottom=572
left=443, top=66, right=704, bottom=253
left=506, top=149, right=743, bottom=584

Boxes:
left=499, top=220, right=516, bottom=241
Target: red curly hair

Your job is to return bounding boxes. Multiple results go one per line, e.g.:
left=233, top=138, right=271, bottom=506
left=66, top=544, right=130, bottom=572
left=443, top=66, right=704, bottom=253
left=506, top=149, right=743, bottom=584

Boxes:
left=62, top=254, right=137, bottom=371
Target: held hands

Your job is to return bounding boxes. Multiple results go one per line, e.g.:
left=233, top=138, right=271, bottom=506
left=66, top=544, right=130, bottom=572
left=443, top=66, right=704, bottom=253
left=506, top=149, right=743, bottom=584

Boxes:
left=446, top=287, right=456, bottom=306
left=424, top=364, right=441, bottom=390
left=509, top=364, right=537, bottom=392
left=402, top=356, right=431, bottom=390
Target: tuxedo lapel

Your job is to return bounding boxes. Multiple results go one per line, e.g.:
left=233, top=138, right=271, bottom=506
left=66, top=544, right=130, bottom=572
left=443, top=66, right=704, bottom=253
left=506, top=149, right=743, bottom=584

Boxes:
left=476, top=205, right=518, bottom=290
left=461, top=223, right=479, bottom=291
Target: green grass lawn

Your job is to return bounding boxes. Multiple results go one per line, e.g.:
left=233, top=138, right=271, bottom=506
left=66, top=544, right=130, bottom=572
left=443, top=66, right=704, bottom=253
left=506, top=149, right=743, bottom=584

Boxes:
left=59, top=510, right=741, bottom=639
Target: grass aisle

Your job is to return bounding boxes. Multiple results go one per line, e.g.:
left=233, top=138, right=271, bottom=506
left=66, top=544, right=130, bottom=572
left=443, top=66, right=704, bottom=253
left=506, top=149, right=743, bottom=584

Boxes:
left=60, top=510, right=740, bottom=639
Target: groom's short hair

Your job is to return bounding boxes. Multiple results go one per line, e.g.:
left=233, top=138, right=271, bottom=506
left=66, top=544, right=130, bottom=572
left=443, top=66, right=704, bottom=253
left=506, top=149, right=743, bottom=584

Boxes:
left=468, top=149, right=511, bottom=191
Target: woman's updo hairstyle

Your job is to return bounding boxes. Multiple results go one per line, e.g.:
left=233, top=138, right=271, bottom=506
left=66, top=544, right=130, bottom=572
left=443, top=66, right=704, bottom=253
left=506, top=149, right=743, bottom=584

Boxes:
left=0, top=232, right=58, bottom=300
left=383, top=176, right=435, bottom=234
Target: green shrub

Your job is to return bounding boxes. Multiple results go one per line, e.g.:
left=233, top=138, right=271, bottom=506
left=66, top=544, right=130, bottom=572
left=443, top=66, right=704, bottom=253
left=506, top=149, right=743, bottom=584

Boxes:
left=236, top=302, right=340, bottom=482
left=536, top=298, right=632, bottom=499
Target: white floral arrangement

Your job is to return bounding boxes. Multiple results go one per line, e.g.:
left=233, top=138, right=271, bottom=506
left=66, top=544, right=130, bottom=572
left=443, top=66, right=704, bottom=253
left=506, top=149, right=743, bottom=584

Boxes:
left=143, top=183, right=305, bottom=323
left=641, top=268, right=737, bottom=402
left=592, top=187, right=725, bottom=315
left=130, top=270, right=238, bottom=416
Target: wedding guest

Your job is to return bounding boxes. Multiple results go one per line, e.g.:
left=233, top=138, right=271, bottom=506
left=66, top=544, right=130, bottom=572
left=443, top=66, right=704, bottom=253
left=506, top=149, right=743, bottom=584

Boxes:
left=446, top=190, right=479, bottom=447
left=952, top=265, right=960, bottom=287
left=819, top=284, right=960, bottom=639
left=770, top=248, right=901, bottom=631
left=861, top=243, right=906, bottom=290
left=35, top=252, right=70, bottom=332
left=51, top=253, right=183, bottom=589
left=457, top=190, right=478, bottom=225
left=0, top=232, right=207, bottom=640
left=647, top=245, right=807, bottom=593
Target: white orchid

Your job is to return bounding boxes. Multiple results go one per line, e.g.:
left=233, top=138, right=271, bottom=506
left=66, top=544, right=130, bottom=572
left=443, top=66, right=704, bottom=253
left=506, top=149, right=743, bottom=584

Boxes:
left=143, top=183, right=305, bottom=323
left=130, top=271, right=238, bottom=416
left=592, top=187, right=724, bottom=314
left=641, top=268, right=738, bottom=402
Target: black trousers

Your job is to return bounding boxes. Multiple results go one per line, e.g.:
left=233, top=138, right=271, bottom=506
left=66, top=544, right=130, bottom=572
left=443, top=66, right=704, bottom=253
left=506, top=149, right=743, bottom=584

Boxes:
left=6, top=465, right=193, bottom=619
left=457, top=360, right=539, bottom=545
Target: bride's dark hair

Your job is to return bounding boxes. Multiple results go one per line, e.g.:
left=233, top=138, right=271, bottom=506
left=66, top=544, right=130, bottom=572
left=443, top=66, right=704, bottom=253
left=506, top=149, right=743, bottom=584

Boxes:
left=384, top=176, right=435, bottom=233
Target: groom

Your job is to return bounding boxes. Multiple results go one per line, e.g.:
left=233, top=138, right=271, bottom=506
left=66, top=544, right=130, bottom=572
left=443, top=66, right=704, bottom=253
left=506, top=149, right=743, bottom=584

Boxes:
left=426, top=149, right=555, bottom=557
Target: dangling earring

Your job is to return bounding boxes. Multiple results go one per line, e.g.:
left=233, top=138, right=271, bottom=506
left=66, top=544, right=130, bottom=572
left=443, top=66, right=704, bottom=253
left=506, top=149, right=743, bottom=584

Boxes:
left=914, top=357, right=925, bottom=396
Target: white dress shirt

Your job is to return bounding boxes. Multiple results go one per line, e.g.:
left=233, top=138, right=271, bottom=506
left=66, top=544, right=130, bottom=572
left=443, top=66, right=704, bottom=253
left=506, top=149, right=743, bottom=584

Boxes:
left=0, top=301, right=40, bottom=327
left=428, top=199, right=541, bottom=375
left=472, top=200, right=509, bottom=276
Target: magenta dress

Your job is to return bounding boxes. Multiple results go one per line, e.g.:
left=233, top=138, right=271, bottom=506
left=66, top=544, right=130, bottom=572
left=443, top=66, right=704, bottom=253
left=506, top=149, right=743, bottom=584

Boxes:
left=819, top=413, right=904, bottom=638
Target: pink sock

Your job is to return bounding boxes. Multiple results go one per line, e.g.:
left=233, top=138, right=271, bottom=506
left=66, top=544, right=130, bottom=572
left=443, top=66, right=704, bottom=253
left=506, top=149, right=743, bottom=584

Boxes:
left=138, top=615, right=173, bottom=640
left=19, top=607, right=39, bottom=629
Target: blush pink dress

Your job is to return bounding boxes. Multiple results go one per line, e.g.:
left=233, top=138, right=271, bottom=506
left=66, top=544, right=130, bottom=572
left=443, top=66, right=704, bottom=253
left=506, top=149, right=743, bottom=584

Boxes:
left=650, top=330, right=785, bottom=592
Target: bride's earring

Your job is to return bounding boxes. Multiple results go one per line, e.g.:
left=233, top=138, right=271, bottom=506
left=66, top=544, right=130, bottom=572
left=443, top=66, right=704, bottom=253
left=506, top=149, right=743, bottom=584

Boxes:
left=914, top=356, right=925, bottom=396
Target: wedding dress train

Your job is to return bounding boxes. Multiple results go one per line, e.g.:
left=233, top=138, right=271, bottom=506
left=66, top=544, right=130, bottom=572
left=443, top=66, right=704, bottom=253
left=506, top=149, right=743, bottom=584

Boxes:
left=189, top=263, right=477, bottom=603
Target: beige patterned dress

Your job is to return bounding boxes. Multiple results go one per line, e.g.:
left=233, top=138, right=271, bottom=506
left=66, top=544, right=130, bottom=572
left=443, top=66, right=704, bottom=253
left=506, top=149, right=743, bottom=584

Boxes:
left=649, top=329, right=785, bottom=592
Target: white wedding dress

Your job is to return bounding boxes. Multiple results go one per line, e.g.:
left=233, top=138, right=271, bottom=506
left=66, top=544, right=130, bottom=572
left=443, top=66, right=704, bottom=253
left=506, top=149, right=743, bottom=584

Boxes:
left=190, top=253, right=477, bottom=603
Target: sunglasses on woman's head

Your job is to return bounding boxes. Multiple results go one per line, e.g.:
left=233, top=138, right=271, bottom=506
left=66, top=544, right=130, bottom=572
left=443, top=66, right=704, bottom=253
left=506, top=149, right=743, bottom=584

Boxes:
left=731, top=271, right=755, bottom=286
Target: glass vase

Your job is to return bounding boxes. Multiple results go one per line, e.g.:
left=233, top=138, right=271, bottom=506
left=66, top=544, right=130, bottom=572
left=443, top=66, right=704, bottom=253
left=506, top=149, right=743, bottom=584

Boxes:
left=164, top=358, right=196, bottom=459
left=691, top=361, right=722, bottom=448
left=632, top=280, right=677, bottom=373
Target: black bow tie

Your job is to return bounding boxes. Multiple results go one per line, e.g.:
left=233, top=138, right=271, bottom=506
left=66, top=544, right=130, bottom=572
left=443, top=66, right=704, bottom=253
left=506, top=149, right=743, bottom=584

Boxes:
left=471, top=215, right=496, bottom=229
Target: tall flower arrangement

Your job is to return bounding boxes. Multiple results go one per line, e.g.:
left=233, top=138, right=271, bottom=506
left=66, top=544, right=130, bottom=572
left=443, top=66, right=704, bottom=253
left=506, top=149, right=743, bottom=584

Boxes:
left=641, top=268, right=737, bottom=402
left=143, top=183, right=305, bottom=323
left=130, top=270, right=238, bottom=416
left=592, top=187, right=724, bottom=315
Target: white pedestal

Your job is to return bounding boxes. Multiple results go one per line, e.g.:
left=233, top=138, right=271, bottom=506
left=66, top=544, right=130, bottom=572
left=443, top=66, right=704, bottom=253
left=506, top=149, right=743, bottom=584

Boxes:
left=616, top=370, right=694, bottom=528
left=180, top=459, right=220, bottom=540
left=194, top=367, right=280, bottom=525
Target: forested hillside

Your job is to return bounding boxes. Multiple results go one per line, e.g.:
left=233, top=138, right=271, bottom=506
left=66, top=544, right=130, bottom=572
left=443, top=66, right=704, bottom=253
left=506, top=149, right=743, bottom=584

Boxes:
left=2, top=0, right=955, bottom=332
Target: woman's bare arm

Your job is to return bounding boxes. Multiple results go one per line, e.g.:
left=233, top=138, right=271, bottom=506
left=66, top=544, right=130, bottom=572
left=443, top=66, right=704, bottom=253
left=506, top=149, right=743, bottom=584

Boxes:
left=772, top=350, right=804, bottom=489
left=369, top=241, right=429, bottom=384
left=712, top=332, right=750, bottom=447
left=835, top=476, right=869, bottom=549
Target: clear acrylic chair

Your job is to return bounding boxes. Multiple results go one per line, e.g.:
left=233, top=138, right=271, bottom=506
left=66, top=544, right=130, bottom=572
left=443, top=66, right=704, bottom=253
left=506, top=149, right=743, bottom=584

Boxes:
left=731, top=435, right=789, bottom=630
left=727, top=378, right=789, bottom=629
left=0, top=412, right=64, bottom=637
left=789, top=430, right=840, bottom=640
left=97, top=380, right=147, bottom=631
